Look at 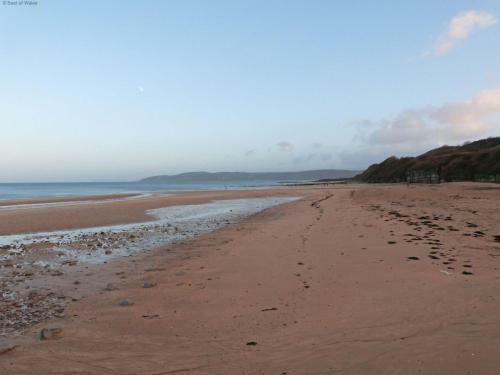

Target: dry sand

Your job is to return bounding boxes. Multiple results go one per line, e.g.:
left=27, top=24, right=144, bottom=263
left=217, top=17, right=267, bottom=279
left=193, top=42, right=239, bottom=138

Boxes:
left=1, top=183, right=500, bottom=374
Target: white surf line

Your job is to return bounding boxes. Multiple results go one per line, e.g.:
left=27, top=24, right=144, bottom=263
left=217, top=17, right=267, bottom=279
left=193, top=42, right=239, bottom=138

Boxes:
left=0, top=197, right=301, bottom=266
left=0, top=192, right=167, bottom=212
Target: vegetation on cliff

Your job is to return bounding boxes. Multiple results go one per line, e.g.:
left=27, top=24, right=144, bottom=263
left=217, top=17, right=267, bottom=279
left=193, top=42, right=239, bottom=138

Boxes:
left=356, top=137, right=500, bottom=183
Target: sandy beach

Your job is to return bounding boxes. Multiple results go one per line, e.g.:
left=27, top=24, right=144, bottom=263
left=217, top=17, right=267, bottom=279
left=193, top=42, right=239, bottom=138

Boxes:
left=1, top=183, right=500, bottom=374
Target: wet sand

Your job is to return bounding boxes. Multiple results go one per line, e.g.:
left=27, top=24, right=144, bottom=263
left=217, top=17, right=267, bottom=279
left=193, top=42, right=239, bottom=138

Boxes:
left=0, top=193, right=139, bottom=208
left=0, top=189, right=304, bottom=236
left=1, top=183, right=500, bottom=374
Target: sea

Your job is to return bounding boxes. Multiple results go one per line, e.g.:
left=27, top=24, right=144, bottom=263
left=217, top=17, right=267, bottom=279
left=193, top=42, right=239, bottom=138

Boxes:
left=0, top=181, right=281, bottom=200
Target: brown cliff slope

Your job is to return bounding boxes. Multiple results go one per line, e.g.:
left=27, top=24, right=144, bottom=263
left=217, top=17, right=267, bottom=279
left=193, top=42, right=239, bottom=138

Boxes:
left=356, top=137, right=500, bottom=183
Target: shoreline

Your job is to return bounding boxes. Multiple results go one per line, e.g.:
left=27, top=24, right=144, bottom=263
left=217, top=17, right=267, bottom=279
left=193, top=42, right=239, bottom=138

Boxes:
left=0, top=187, right=308, bottom=236
left=0, top=190, right=306, bottom=338
left=0, top=196, right=302, bottom=268
left=0, top=182, right=287, bottom=207
left=0, top=193, right=141, bottom=208
left=1, top=183, right=499, bottom=373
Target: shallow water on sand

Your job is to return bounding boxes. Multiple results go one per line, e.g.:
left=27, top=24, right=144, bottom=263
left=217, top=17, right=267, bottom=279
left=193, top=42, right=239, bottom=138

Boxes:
left=0, top=197, right=300, bottom=267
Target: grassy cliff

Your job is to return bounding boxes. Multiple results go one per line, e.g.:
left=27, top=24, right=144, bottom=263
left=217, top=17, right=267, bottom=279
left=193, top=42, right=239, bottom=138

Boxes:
left=356, top=137, right=500, bottom=183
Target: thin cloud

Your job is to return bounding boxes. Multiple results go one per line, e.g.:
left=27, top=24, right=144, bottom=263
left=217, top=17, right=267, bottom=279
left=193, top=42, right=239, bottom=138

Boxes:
left=319, top=153, right=333, bottom=161
left=293, top=152, right=333, bottom=165
left=312, top=142, right=323, bottom=149
left=362, top=88, right=500, bottom=146
left=276, top=142, right=294, bottom=152
left=343, top=89, right=500, bottom=168
left=434, top=10, right=496, bottom=55
left=244, top=149, right=256, bottom=157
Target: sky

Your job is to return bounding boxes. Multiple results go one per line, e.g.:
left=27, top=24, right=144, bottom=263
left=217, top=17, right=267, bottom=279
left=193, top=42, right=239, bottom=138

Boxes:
left=1, top=0, right=499, bottom=182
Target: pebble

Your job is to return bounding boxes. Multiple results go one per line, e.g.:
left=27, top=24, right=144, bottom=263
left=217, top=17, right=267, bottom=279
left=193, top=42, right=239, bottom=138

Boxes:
left=39, top=327, right=63, bottom=340
left=0, top=339, right=17, bottom=355
left=142, top=281, right=156, bottom=288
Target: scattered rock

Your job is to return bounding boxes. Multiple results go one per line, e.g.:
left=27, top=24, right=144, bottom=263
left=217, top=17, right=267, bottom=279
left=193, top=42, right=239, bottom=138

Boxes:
left=246, top=341, right=258, bottom=346
left=27, top=290, right=40, bottom=300
left=407, top=256, right=419, bottom=260
left=0, top=340, right=17, bottom=355
left=142, top=281, right=156, bottom=288
left=261, top=307, right=278, bottom=312
left=119, top=299, right=133, bottom=307
left=39, top=327, right=63, bottom=340
left=145, top=267, right=166, bottom=272
left=142, top=314, right=159, bottom=319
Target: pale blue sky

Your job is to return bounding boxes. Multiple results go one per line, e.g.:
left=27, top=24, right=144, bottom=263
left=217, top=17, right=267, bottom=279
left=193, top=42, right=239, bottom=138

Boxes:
left=1, top=0, right=499, bottom=182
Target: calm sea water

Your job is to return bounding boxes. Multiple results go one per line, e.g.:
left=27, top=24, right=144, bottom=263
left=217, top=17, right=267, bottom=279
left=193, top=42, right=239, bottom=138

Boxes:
left=0, top=181, right=280, bottom=200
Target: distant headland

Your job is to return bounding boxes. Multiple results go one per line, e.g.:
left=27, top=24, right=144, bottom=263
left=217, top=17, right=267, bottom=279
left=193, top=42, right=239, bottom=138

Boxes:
left=140, top=169, right=360, bottom=183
